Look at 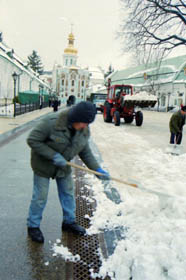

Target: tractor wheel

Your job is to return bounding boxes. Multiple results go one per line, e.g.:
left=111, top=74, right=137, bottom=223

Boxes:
left=124, top=116, right=134, bottom=124
left=114, top=111, right=120, bottom=126
left=103, top=103, right=112, bottom=123
left=135, top=111, right=143, bottom=126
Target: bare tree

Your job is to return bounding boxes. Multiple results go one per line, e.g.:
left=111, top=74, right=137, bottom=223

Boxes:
left=119, top=0, right=186, bottom=64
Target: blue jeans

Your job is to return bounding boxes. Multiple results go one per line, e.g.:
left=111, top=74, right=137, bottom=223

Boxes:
left=27, top=173, right=76, bottom=228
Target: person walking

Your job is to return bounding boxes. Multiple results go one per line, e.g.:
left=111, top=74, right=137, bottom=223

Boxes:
left=27, top=101, right=109, bottom=243
left=53, top=98, right=59, bottom=112
left=169, top=105, right=186, bottom=144
left=39, top=95, right=44, bottom=110
left=48, top=97, right=52, bottom=107
left=67, top=95, right=76, bottom=107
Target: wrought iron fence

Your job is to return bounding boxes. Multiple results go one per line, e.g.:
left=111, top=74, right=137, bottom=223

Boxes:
left=0, top=99, right=49, bottom=117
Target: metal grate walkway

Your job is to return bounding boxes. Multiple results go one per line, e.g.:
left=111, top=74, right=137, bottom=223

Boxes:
left=65, top=158, right=110, bottom=280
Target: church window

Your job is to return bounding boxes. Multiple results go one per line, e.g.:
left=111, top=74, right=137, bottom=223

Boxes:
left=71, top=73, right=76, bottom=80
left=70, top=58, right=73, bottom=65
left=81, top=80, right=84, bottom=87
left=62, top=79, right=64, bottom=86
left=72, top=80, right=75, bottom=86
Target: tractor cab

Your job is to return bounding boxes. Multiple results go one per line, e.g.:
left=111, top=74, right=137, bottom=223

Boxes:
left=107, top=84, right=133, bottom=104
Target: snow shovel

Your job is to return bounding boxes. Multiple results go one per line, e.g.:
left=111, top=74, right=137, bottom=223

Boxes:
left=66, top=161, right=172, bottom=198
left=67, top=161, right=138, bottom=187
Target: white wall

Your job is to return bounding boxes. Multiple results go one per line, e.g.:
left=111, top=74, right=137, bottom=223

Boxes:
left=0, top=54, right=49, bottom=101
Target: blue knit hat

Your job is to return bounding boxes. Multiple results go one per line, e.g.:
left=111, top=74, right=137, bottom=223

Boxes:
left=68, top=101, right=96, bottom=124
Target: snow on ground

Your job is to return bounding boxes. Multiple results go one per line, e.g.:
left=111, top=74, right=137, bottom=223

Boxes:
left=86, top=113, right=186, bottom=280
left=52, top=239, right=80, bottom=262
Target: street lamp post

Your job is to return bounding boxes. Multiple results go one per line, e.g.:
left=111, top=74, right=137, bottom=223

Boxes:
left=157, top=92, right=160, bottom=112
left=39, top=84, right=44, bottom=109
left=12, top=71, right=18, bottom=117
left=167, top=92, right=171, bottom=112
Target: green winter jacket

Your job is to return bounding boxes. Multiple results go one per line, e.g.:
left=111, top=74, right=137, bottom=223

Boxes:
left=169, top=110, right=185, bottom=134
left=27, top=108, right=100, bottom=178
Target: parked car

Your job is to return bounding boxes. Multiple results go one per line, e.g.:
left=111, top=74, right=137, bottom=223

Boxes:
left=90, top=93, right=107, bottom=112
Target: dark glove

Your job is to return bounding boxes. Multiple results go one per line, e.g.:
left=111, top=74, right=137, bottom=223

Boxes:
left=53, top=153, right=67, bottom=167
left=95, top=167, right=110, bottom=180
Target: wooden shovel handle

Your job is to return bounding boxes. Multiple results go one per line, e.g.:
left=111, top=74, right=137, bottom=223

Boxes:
left=66, top=161, right=138, bottom=188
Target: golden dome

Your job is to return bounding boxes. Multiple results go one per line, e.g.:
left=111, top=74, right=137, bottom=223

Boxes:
left=68, top=32, right=74, bottom=40
left=64, top=46, right=78, bottom=55
left=64, top=32, right=78, bottom=55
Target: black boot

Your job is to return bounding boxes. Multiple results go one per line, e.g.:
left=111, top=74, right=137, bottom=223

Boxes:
left=62, top=222, right=86, bottom=236
left=28, top=227, right=44, bottom=243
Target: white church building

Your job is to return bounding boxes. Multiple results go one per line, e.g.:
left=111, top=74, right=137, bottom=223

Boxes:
left=52, top=32, right=90, bottom=103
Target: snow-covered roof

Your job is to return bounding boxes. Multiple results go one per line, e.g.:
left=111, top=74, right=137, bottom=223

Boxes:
left=0, top=41, right=50, bottom=88
left=110, top=55, right=186, bottom=86
left=88, top=66, right=104, bottom=80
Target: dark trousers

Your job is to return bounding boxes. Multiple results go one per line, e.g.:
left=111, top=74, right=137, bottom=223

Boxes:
left=53, top=106, right=58, bottom=112
left=170, top=132, right=182, bottom=144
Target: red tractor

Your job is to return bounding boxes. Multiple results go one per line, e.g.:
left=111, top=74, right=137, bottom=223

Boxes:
left=103, top=80, right=157, bottom=126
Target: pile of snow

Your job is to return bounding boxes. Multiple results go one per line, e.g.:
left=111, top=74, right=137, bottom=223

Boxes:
left=86, top=117, right=186, bottom=280
left=125, top=91, right=157, bottom=101
left=52, top=239, right=80, bottom=262
left=85, top=153, right=186, bottom=279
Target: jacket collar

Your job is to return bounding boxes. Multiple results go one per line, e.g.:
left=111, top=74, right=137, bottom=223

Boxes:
left=55, top=108, right=70, bottom=130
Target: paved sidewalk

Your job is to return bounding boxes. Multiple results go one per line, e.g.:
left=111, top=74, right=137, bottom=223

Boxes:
left=0, top=107, right=54, bottom=134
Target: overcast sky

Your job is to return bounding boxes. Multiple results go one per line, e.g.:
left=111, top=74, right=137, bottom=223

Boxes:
left=0, top=0, right=133, bottom=71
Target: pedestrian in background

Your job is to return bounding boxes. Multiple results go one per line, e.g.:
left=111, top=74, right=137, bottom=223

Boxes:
left=169, top=105, right=186, bottom=144
left=27, top=101, right=110, bottom=243
left=39, top=95, right=44, bottom=110
left=53, top=98, right=59, bottom=112
left=48, top=97, right=52, bottom=107
left=67, top=95, right=76, bottom=107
